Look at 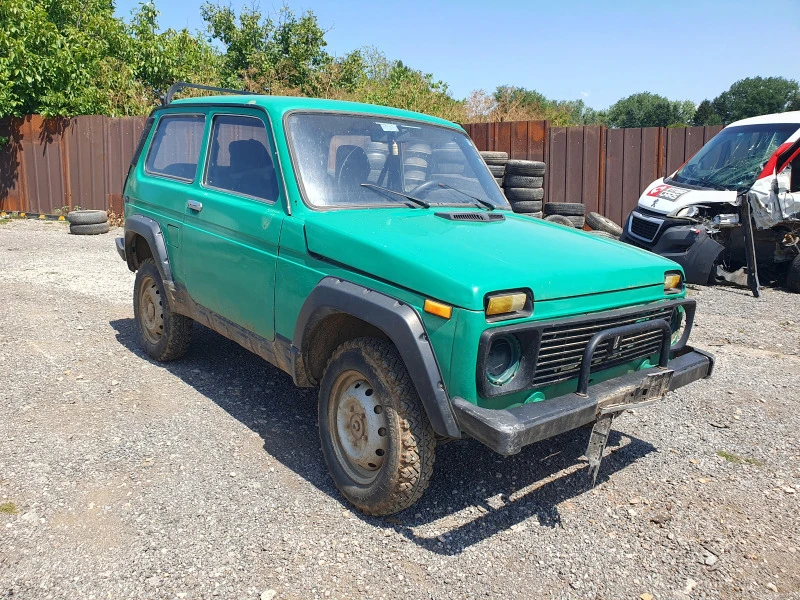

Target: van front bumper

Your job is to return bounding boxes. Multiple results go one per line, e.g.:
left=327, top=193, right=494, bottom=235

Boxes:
left=451, top=347, right=713, bottom=456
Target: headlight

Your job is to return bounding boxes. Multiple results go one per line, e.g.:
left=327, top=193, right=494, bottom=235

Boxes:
left=485, top=334, right=521, bottom=386
left=484, top=290, right=532, bottom=321
left=676, top=206, right=700, bottom=218
left=664, top=271, right=683, bottom=294
left=670, top=305, right=686, bottom=346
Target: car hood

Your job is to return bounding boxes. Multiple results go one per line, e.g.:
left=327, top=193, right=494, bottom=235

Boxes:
left=638, top=178, right=739, bottom=215
left=303, top=208, right=679, bottom=310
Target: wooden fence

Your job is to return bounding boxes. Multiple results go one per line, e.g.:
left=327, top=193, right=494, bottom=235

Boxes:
left=0, top=114, right=721, bottom=224
left=463, top=121, right=723, bottom=224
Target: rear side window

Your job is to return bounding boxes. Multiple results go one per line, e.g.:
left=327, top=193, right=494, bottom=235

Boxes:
left=145, top=114, right=206, bottom=182
left=204, top=114, right=279, bottom=202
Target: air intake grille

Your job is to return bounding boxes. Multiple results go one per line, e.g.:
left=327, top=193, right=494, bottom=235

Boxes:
left=435, top=212, right=505, bottom=222
left=629, top=213, right=662, bottom=242
left=531, top=305, right=672, bottom=387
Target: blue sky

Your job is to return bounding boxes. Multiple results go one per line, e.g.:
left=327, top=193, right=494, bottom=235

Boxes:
left=114, top=0, right=800, bottom=109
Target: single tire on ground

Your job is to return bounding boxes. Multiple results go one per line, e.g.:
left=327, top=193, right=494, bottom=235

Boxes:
left=479, top=151, right=508, bottom=165
left=543, top=202, right=586, bottom=217
left=505, top=160, right=546, bottom=177
left=66, top=210, right=108, bottom=225
left=508, top=200, right=543, bottom=213
left=503, top=175, right=544, bottom=189
left=588, top=230, right=619, bottom=240
left=586, top=211, right=623, bottom=236
left=133, top=258, right=193, bottom=361
left=505, top=187, right=544, bottom=202
left=544, top=214, right=576, bottom=227
left=786, top=255, right=800, bottom=293
left=69, top=222, right=110, bottom=235
left=318, top=337, right=436, bottom=516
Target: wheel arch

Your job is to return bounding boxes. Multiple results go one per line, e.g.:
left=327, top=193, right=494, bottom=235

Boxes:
left=292, top=277, right=460, bottom=438
left=123, top=215, right=174, bottom=287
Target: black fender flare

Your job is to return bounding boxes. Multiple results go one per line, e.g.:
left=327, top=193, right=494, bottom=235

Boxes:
left=123, top=214, right=174, bottom=286
left=292, top=277, right=460, bottom=438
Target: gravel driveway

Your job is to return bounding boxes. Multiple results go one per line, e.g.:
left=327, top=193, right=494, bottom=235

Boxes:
left=1, top=219, right=798, bottom=600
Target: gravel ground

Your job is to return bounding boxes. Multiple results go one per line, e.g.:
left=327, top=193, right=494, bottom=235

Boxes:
left=0, top=219, right=798, bottom=600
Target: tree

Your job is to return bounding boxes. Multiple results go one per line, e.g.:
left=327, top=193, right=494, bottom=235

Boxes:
left=710, top=76, right=800, bottom=124
left=606, top=92, right=695, bottom=128
left=692, top=99, right=722, bottom=126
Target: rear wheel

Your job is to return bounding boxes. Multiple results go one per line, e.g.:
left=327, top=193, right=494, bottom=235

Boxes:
left=133, top=258, right=193, bottom=361
left=319, top=338, right=436, bottom=515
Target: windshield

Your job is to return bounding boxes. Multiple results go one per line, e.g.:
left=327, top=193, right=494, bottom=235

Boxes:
left=670, top=123, right=798, bottom=192
left=286, top=113, right=509, bottom=209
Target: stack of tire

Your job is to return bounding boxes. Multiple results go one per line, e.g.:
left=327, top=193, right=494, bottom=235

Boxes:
left=404, top=143, right=432, bottom=189
left=478, top=151, right=507, bottom=187
left=503, top=160, right=546, bottom=218
left=67, top=210, right=109, bottom=235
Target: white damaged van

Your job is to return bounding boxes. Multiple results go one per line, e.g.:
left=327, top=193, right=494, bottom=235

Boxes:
left=620, top=112, right=800, bottom=294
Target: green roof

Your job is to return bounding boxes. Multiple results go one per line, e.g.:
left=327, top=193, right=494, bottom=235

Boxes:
left=170, top=95, right=461, bottom=129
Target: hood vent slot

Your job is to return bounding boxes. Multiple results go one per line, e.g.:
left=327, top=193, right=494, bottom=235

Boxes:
left=435, top=212, right=505, bottom=222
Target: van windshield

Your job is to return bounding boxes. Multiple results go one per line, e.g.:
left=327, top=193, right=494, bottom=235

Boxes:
left=286, top=113, right=508, bottom=209
left=670, top=123, right=798, bottom=192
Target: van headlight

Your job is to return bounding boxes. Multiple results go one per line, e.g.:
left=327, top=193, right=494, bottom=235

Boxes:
left=485, top=334, right=521, bottom=386
left=675, top=206, right=700, bottom=218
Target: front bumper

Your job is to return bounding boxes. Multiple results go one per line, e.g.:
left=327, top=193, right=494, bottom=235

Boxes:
left=452, top=347, right=713, bottom=456
left=620, top=212, right=724, bottom=285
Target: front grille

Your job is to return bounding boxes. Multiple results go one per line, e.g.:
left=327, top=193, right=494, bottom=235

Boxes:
left=629, top=213, right=662, bottom=242
left=531, top=305, right=672, bottom=387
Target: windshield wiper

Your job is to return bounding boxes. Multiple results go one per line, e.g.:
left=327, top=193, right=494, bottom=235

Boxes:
left=360, top=183, right=430, bottom=209
left=436, top=182, right=496, bottom=210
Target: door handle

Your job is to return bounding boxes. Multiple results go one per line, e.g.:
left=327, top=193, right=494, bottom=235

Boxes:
left=187, top=199, right=203, bottom=212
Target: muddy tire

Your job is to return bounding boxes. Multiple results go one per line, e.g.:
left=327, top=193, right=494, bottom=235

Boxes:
left=586, top=211, right=623, bottom=236
left=133, top=258, right=193, bottom=361
left=787, top=255, right=800, bottom=293
left=318, top=337, right=436, bottom=516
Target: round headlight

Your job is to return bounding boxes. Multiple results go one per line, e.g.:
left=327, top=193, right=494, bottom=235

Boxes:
left=670, top=305, right=686, bottom=346
left=486, top=334, right=521, bottom=386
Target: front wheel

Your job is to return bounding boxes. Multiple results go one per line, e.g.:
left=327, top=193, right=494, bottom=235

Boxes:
left=133, top=258, right=193, bottom=361
left=318, top=338, right=436, bottom=515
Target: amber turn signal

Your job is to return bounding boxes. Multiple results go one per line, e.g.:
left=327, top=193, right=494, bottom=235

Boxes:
left=424, top=299, right=452, bottom=319
left=486, top=293, right=527, bottom=316
left=664, top=272, right=683, bottom=293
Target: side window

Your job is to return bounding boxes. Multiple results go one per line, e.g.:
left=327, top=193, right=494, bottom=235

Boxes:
left=144, top=114, right=205, bottom=181
left=205, top=115, right=279, bottom=202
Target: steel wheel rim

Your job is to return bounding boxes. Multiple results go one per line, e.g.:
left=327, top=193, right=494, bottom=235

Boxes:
left=138, top=275, right=164, bottom=345
left=329, top=370, right=389, bottom=485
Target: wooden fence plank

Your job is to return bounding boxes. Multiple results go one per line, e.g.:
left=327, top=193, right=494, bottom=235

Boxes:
left=564, top=126, right=584, bottom=204
left=526, top=120, right=546, bottom=162
left=547, top=127, right=568, bottom=204
left=582, top=126, right=601, bottom=213
left=510, top=121, right=528, bottom=159
left=640, top=127, right=660, bottom=192
left=622, top=128, right=643, bottom=222
left=685, top=126, right=706, bottom=162
left=665, top=128, right=686, bottom=175
left=605, top=128, right=625, bottom=225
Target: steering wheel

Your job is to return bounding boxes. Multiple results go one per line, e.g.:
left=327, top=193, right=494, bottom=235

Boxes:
left=411, top=180, right=440, bottom=198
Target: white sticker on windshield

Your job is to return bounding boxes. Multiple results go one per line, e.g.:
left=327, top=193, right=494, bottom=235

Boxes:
left=377, top=122, right=399, bottom=132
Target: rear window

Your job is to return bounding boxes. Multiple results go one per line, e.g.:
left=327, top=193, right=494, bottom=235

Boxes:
left=145, top=114, right=206, bottom=182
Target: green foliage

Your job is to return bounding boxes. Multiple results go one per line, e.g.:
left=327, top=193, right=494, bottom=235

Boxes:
left=710, top=76, right=799, bottom=124
left=606, top=92, right=695, bottom=128
left=692, top=99, right=722, bottom=126
left=486, top=86, right=606, bottom=126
